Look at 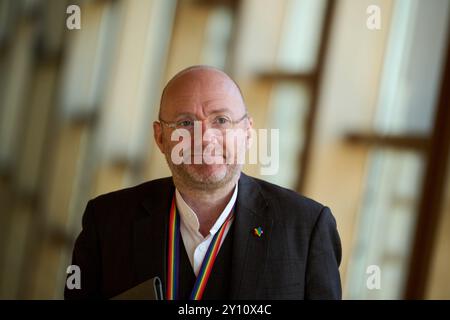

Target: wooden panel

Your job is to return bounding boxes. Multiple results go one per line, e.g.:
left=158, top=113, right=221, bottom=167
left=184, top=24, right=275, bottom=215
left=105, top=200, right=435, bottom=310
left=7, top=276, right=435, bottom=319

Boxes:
left=405, top=23, right=450, bottom=299
left=345, top=132, right=429, bottom=151
left=44, top=122, right=88, bottom=229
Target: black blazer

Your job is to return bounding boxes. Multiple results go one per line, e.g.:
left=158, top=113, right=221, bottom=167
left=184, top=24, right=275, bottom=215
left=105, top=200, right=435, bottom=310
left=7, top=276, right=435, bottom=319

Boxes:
left=64, top=173, right=342, bottom=299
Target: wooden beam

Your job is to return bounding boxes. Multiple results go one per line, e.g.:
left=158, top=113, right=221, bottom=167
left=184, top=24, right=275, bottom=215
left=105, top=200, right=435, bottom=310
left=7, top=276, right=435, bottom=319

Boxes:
left=297, top=0, right=336, bottom=193
left=344, top=132, right=429, bottom=151
left=257, top=71, right=315, bottom=83
left=193, top=0, right=240, bottom=9
left=404, top=20, right=450, bottom=299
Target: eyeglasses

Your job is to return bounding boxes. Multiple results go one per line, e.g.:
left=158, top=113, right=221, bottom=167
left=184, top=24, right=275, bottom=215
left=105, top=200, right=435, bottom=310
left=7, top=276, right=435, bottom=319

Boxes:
left=158, top=113, right=248, bottom=131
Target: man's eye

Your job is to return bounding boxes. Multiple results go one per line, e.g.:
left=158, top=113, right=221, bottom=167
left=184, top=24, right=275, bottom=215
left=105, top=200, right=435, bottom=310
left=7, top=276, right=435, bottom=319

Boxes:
left=178, top=120, right=194, bottom=127
left=215, top=117, right=230, bottom=125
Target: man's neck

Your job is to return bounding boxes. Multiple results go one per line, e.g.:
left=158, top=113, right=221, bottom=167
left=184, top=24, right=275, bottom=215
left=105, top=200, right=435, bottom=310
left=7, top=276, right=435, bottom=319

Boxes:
left=175, top=180, right=237, bottom=237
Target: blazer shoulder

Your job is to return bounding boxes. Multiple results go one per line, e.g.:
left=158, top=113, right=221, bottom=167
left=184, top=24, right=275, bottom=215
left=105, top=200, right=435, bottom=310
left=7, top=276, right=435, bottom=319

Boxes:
left=91, top=176, right=173, bottom=203
left=85, top=176, right=173, bottom=221
left=251, top=176, right=324, bottom=209
left=248, top=176, right=328, bottom=225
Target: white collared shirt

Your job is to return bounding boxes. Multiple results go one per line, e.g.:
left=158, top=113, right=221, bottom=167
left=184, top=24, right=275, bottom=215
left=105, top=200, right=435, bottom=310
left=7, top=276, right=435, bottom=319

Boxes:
left=175, top=184, right=237, bottom=276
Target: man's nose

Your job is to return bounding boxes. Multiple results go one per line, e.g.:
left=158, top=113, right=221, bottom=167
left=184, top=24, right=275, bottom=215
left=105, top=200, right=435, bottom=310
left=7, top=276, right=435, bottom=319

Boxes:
left=192, top=119, right=216, bottom=136
left=191, top=120, right=222, bottom=144
left=202, top=124, right=222, bottom=141
left=191, top=120, right=209, bottom=147
left=200, top=118, right=213, bottom=132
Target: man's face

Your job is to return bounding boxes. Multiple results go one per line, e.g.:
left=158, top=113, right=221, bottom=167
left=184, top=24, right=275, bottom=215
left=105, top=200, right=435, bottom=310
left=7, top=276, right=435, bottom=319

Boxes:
left=153, top=69, right=252, bottom=190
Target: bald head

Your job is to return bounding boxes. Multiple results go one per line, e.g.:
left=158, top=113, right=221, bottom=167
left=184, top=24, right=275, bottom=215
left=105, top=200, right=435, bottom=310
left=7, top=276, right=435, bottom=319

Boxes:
left=158, top=65, right=246, bottom=120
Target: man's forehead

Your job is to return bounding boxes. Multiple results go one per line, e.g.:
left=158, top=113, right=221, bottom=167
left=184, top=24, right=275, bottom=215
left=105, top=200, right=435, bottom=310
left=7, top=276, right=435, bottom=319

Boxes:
left=166, top=90, right=239, bottom=104
left=163, top=95, right=239, bottom=118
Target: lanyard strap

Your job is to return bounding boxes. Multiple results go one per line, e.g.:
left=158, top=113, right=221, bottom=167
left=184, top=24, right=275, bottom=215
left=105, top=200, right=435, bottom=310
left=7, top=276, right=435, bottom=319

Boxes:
left=166, top=194, right=234, bottom=300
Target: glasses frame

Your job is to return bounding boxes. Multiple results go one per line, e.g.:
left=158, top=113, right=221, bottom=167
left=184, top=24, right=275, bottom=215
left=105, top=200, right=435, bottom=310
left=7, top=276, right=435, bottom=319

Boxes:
left=158, top=113, right=248, bottom=130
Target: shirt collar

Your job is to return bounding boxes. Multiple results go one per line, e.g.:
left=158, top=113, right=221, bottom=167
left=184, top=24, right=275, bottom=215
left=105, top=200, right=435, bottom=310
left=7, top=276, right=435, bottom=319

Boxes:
left=175, top=184, right=238, bottom=237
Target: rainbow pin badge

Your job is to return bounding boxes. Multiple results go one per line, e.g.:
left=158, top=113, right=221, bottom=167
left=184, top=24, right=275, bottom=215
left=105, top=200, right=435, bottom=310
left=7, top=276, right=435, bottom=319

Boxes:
left=253, top=226, right=264, bottom=237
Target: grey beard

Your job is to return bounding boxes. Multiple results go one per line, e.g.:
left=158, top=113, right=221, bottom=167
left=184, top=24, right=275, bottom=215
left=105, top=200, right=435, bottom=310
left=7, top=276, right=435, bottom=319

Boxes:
left=164, top=152, right=241, bottom=191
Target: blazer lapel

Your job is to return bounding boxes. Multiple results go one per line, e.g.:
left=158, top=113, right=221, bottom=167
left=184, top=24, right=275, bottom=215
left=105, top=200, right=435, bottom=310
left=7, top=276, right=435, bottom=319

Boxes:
left=133, top=178, right=174, bottom=294
left=230, top=174, right=273, bottom=299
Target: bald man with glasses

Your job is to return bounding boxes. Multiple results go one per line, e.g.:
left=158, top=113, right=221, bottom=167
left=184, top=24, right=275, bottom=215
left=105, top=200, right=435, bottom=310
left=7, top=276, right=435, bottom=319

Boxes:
left=65, top=65, right=342, bottom=300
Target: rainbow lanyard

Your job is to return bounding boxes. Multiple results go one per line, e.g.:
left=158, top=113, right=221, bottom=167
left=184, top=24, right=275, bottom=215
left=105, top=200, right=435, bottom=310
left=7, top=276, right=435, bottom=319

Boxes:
left=166, top=194, right=234, bottom=300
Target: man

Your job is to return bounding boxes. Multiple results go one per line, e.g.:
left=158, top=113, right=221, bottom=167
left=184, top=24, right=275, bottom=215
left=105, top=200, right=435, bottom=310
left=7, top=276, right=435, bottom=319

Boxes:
left=64, top=65, right=341, bottom=300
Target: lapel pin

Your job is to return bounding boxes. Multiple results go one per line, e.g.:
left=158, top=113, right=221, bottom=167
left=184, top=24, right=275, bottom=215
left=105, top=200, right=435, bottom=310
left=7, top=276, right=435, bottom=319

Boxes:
left=253, top=227, right=263, bottom=237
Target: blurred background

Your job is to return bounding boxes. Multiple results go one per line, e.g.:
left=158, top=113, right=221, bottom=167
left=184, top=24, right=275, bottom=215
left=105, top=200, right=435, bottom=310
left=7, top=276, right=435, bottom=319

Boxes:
left=0, top=0, right=449, bottom=299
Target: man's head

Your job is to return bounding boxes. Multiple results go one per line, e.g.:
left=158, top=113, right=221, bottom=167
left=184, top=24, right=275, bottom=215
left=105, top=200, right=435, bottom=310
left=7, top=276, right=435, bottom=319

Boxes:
left=153, top=65, right=253, bottom=191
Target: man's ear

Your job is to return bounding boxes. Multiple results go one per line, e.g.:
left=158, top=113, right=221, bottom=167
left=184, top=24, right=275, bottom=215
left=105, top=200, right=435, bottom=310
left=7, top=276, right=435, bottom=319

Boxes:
left=153, top=121, right=164, bottom=153
left=245, top=116, right=254, bottom=150
left=246, top=116, right=253, bottom=129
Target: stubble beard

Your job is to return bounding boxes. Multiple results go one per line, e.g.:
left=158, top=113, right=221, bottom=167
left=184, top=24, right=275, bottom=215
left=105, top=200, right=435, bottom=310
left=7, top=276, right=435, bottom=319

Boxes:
left=163, top=146, right=242, bottom=191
